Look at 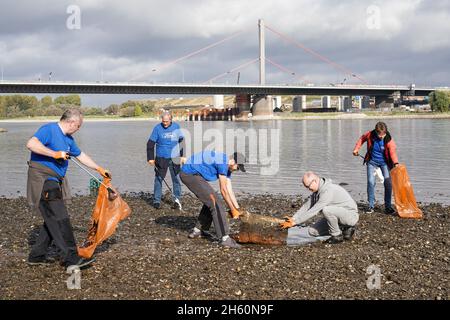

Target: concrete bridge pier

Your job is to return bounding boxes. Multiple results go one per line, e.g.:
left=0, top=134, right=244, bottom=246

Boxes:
left=337, top=97, right=343, bottom=111
left=292, top=95, right=307, bottom=112
left=343, top=96, right=352, bottom=111
left=251, top=94, right=273, bottom=119
left=322, top=96, right=331, bottom=109
left=375, top=95, right=394, bottom=110
left=235, top=94, right=252, bottom=121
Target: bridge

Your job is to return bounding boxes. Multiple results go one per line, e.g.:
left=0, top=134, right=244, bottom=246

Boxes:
left=0, top=20, right=443, bottom=119
left=0, top=81, right=434, bottom=96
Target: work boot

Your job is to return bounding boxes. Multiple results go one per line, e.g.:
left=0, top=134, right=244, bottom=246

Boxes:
left=364, top=207, right=374, bottom=214
left=220, top=236, right=241, bottom=249
left=153, top=202, right=161, bottom=209
left=66, top=257, right=96, bottom=271
left=325, top=234, right=344, bottom=244
left=341, top=226, right=356, bottom=241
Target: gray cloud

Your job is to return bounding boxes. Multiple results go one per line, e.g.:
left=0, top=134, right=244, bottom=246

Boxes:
left=0, top=0, right=449, bottom=106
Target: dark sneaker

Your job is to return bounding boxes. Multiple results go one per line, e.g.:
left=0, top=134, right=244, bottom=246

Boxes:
left=325, top=234, right=344, bottom=244
left=220, top=237, right=241, bottom=249
left=27, top=257, right=56, bottom=266
left=341, top=226, right=356, bottom=241
left=385, top=207, right=397, bottom=216
left=365, top=208, right=374, bottom=214
left=66, top=257, right=96, bottom=271
left=153, top=202, right=161, bottom=209
left=171, top=202, right=182, bottom=210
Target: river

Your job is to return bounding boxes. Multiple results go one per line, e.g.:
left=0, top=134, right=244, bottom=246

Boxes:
left=1, top=119, right=449, bottom=204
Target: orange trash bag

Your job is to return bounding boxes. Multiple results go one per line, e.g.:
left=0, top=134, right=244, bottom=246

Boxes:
left=391, top=164, right=423, bottom=219
left=78, top=177, right=131, bottom=258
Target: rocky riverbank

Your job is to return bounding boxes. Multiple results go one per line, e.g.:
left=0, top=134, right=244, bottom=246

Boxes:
left=0, top=193, right=448, bottom=300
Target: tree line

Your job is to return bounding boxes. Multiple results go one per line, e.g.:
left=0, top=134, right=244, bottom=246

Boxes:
left=0, top=95, right=156, bottom=118
left=429, top=90, right=450, bottom=113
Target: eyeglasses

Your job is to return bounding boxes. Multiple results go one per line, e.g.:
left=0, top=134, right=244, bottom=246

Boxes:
left=304, top=179, right=316, bottom=190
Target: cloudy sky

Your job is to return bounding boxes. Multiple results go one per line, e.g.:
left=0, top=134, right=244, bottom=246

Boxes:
left=1, top=0, right=449, bottom=106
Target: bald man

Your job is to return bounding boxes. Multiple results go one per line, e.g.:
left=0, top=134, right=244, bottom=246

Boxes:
left=147, top=112, right=185, bottom=209
left=280, top=172, right=359, bottom=244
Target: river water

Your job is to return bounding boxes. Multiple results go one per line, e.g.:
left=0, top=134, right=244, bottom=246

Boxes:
left=1, top=119, right=449, bottom=204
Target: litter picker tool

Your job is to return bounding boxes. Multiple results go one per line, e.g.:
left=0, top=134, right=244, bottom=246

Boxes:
left=68, top=156, right=118, bottom=200
left=154, top=166, right=182, bottom=210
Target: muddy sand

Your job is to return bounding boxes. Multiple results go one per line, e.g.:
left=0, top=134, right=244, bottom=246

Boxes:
left=0, top=193, right=448, bottom=300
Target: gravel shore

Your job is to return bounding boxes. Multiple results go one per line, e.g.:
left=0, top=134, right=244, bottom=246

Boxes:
left=0, top=193, right=448, bottom=300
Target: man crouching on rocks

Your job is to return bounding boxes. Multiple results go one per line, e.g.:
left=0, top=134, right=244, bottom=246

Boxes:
left=26, top=109, right=111, bottom=270
left=280, top=172, right=359, bottom=244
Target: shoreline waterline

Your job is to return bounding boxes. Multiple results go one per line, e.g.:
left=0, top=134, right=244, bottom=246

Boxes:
left=1, top=112, right=450, bottom=123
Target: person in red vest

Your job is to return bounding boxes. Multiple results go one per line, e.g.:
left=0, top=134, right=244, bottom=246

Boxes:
left=353, top=122, right=399, bottom=215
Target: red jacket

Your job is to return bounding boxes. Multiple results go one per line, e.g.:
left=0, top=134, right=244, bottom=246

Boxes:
left=353, top=130, right=399, bottom=169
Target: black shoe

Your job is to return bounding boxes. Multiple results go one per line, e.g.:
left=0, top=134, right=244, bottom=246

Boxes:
left=341, top=226, right=356, bottom=241
left=385, top=207, right=397, bottom=216
left=66, top=257, right=96, bottom=270
left=325, top=234, right=344, bottom=244
left=364, top=208, right=374, bottom=214
left=27, top=257, right=56, bottom=266
left=171, top=202, right=182, bottom=210
left=153, top=202, right=161, bottom=209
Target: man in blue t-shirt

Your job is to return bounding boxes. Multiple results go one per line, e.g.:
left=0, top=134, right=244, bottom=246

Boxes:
left=26, top=109, right=111, bottom=271
left=147, top=112, right=185, bottom=209
left=180, top=150, right=246, bottom=248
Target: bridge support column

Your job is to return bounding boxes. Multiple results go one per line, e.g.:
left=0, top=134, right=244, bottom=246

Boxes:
left=322, top=96, right=331, bottom=109
left=292, top=95, right=307, bottom=112
left=355, top=96, right=362, bottom=109
left=375, top=95, right=394, bottom=110
left=337, top=97, right=343, bottom=111
left=235, top=94, right=252, bottom=121
left=343, top=96, right=352, bottom=111
left=251, top=95, right=273, bottom=120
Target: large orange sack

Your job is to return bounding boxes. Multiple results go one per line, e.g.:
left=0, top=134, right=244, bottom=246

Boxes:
left=78, top=178, right=131, bottom=258
left=391, top=164, right=423, bottom=219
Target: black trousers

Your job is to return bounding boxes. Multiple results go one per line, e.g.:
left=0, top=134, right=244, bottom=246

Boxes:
left=180, top=172, right=229, bottom=238
left=29, top=180, right=80, bottom=266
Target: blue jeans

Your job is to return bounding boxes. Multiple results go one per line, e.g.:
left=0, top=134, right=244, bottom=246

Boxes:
left=153, top=161, right=182, bottom=204
left=367, top=160, right=392, bottom=209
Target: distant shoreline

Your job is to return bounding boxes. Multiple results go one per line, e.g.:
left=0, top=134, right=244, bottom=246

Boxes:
left=1, top=112, right=450, bottom=123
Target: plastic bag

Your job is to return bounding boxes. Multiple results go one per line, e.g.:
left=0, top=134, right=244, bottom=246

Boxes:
left=78, top=177, right=131, bottom=258
left=390, top=164, right=423, bottom=219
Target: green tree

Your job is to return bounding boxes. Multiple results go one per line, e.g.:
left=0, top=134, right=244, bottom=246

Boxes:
left=0, top=96, right=6, bottom=118
left=134, top=105, right=143, bottom=117
left=84, top=107, right=105, bottom=116
left=429, top=91, right=450, bottom=112
left=119, top=106, right=135, bottom=117
left=41, top=96, right=53, bottom=107
left=105, top=104, right=120, bottom=115
left=54, top=95, right=81, bottom=106
left=5, top=95, right=38, bottom=111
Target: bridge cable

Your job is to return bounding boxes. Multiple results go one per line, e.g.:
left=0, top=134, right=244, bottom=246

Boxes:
left=204, top=58, right=259, bottom=84
left=264, top=24, right=367, bottom=84
left=129, top=29, right=248, bottom=82
left=265, top=57, right=308, bottom=84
